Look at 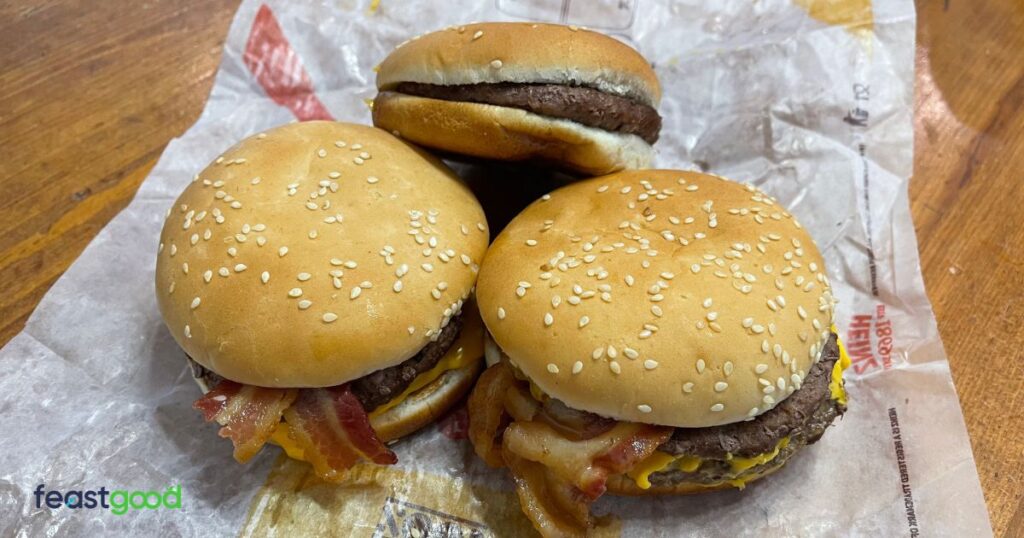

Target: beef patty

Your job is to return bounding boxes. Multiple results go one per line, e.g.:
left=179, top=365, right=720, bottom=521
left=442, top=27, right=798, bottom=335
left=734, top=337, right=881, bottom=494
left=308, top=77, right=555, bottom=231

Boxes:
left=393, top=82, right=662, bottom=144
left=188, top=312, right=465, bottom=412
left=350, top=313, right=464, bottom=411
left=659, top=333, right=845, bottom=459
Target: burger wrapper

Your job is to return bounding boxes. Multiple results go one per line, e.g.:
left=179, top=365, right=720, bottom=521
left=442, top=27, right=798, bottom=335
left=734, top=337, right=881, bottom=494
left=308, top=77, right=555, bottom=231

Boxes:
left=0, top=0, right=992, bottom=536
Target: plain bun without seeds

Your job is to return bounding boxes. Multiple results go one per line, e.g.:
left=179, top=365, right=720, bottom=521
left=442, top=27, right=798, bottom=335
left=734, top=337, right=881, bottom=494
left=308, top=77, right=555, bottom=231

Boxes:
left=476, top=170, right=838, bottom=428
left=373, top=22, right=662, bottom=174
left=155, top=121, right=489, bottom=388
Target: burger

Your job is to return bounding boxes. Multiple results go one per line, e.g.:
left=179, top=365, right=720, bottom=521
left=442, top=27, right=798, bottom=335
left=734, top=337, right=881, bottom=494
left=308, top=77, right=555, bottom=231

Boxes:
left=154, top=121, right=490, bottom=481
left=372, top=22, right=662, bottom=175
left=469, top=170, right=850, bottom=535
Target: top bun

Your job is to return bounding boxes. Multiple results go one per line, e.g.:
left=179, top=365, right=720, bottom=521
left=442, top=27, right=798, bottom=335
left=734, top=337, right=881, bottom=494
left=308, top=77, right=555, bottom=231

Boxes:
left=155, top=122, right=489, bottom=388
left=476, top=170, right=836, bottom=428
left=376, top=22, right=661, bottom=107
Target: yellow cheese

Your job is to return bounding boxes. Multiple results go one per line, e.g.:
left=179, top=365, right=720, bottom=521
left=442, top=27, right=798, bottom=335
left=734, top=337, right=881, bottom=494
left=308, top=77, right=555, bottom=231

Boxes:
left=628, top=438, right=790, bottom=490
left=830, top=326, right=852, bottom=405
left=369, top=306, right=484, bottom=418
left=626, top=452, right=679, bottom=489
left=728, top=437, right=790, bottom=473
left=268, top=304, right=485, bottom=461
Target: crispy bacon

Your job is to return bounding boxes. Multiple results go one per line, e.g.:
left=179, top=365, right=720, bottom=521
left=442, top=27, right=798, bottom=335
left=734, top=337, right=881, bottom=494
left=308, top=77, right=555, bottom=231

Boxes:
left=467, top=362, right=516, bottom=467
left=466, top=361, right=675, bottom=536
left=504, top=449, right=590, bottom=538
left=193, top=380, right=298, bottom=463
left=282, top=385, right=397, bottom=482
left=538, top=398, right=616, bottom=441
left=503, top=420, right=671, bottom=499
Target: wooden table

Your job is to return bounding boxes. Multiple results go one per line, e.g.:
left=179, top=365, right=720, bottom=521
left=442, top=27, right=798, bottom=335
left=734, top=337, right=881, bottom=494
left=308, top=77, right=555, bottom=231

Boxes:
left=0, top=1, right=1020, bottom=535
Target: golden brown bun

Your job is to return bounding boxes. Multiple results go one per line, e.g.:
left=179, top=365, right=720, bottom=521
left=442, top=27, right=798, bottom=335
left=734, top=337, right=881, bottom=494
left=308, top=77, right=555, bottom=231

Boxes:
left=371, top=359, right=482, bottom=442
left=376, top=22, right=660, bottom=106
left=192, top=358, right=482, bottom=443
left=156, top=121, right=489, bottom=388
left=373, top=92, right=652, bottom=175
left=476, top=170, right=837, bottom=427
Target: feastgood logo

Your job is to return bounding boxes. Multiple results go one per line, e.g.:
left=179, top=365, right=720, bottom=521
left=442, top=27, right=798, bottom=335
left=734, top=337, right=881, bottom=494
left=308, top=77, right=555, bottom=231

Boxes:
left=33, top=484, right=182, bottom=516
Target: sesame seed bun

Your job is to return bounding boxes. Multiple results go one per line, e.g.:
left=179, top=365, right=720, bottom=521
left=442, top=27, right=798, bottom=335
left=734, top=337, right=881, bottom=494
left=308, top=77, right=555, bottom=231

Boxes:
left=372, top=92, right=653, bottom=176
left=376, top=23, right=661, bottom=106
left=476, top=170, right=836, bottom=428
left=372, top=22, right=660, bottom=174
left=156, top=121, right=489, bottom=388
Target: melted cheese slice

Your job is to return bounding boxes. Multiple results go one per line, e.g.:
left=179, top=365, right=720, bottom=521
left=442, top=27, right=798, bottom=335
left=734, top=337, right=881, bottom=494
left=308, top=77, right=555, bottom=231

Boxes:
left=830, top=326, right=852, bottom=405
left=269, top=304, right=485, bottom=461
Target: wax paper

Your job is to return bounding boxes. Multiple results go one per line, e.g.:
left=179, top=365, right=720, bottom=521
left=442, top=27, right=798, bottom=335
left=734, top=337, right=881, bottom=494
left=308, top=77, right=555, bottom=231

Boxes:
left=0, top=0, right=992, bottom=536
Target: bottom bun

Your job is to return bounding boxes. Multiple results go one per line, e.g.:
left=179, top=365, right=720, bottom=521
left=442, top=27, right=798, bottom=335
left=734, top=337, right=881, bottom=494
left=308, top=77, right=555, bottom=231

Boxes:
left=603, top=461, right=787, bottom=496
left=372, top=92, right=653, bottom=175
left=370, top=359, right=482, bottom=442
left=192, top=358, right=483, bottom=445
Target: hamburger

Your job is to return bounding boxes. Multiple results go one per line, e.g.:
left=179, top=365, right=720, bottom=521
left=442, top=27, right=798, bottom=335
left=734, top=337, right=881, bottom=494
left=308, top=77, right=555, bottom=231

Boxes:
left=154, top=121, right=490, bottom=481
left=372, top=22, right=662, bottom=175
left=469, top=170, right=850, bottom=535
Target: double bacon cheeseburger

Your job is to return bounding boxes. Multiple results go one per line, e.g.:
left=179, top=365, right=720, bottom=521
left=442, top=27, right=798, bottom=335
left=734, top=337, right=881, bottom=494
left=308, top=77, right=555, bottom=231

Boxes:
left=372, top=22, right=662, bottom=175
left=155, top=122, right=489, bottom=481
left=470, top=170, right=850, bottom=536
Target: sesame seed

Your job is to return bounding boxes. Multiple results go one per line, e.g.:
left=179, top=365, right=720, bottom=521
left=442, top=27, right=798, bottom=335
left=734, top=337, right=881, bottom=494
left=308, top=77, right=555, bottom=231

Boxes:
left=742, top=317, right=754, bottom=328
left=706, top=311, right=718, bottom=321
left=322, top=312, right=338, bottom=323
left=234, top=264, right=247, bottom=273
left=190, top=297, right=201, bottom=309
left=218, top=267, right=229, bottom=277
left=203, top=270, right=213, bottom=283
left=367, top=176, right=379, bottom=184
left=592, top=347, right=604, bottom=360
left=308, top=230, right=318, bottom=239
left=490, top=59, right=503, bottom=69
left=710, top=403, right=725, bottom=412
left=297, top=272, right=311, bottom=281
left=359, top=281, right=372, bottom=289
left=184, top=325, right=191, bottom=338
left=344, top=261, right=358, bottom=269
left=260, top=271, right=270, bottom=284
left=393, top=281, right=403, bottom=292
left=544, top=313, right=554, bottom=326
left=691, top=264, right=701, bottom=273
left=683, top=382, right=695, bottom=393
left=696, top=359, right=706, bottom=373
left=609, top=361, right=621, bottom=374
left=350, top=287, right=362, bottom=299
left=637, top=404, right=652, bottom=413
left=472, top=30, right=483, bottom=39
left=288, top=288, right=303, bottom=298
left=516, top=287, right=526, bottom=298
left=278, top=246, right=288, bottom=257
left=525, top=239, right=538, bottom=246
left=644, top=360, right=659, bottom=370
left=572, top=361, right=583, bottom=374
left=714, top=381, right=729, bottom=392
left=547, top=363, right=559, bottom=374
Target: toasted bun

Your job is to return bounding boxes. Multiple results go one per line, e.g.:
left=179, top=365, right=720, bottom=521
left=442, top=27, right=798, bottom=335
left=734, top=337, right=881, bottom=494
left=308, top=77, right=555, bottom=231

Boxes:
left=192, top=358, right=482, bottom=443
left=373, top=92, right=652, bottom=175
left=476, top=170, right=837, bottom=428
left=156, top=121, right=489, bottom=388
left=376, top=23, right=660, bottom=107
left=370, top=359, right=482, bottom=442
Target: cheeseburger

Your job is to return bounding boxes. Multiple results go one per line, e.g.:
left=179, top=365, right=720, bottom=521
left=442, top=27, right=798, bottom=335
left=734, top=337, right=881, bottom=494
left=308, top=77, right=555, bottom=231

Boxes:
left=372, top=22, right=662, bottom=175
left=155, top=122, right=489, bottom=481
left=470, top=170, right=850, bottom=535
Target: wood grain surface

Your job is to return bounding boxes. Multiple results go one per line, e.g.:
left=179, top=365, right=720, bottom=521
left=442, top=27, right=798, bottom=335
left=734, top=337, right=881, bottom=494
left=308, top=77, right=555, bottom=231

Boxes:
left=0, top=0, right=1020, bottom=535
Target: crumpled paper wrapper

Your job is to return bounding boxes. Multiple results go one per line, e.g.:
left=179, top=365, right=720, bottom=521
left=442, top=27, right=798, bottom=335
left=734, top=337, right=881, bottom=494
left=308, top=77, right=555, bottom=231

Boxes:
left=0, top=0, right=993, bottom=536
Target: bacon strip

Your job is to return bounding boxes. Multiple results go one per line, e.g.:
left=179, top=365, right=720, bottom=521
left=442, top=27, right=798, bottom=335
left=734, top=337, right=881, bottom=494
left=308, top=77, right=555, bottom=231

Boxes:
left=504, top=449, right=590, bottom=538
left=193, top=380, right=298, bottom=463
left=282, top=385, right=397, bottom=482
left=467, top=362, right=516, bottom=467
left=503, top=420, right=671, bottom=499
